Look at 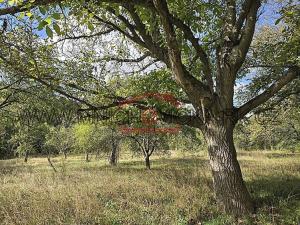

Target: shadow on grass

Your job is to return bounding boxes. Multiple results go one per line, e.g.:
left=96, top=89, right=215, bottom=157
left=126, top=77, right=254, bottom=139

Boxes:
left=0, top=160, right=35, bottom=175
left=189, top=176, right=300, bottom=224
left=238, top=151, right=299, bottom=158
left=95, top=157, right=209, bottom=177
left=73, top=157, right=213, bottom=190
left=248, top=175, right=300, bottom=206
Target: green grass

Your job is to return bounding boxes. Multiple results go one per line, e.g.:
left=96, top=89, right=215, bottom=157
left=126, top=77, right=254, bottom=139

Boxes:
left=0, top=151, right=299, bottom=225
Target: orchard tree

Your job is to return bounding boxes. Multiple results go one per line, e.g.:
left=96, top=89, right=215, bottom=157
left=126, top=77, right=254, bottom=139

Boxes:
left=128, top=132, right=169, bottom=169
left=235, top=95, right=300, bottom=151
left=9, top=123, right=49, bottom=162
left=107, top=127, right=122, bottom=166
left=45, top=126, right=75, bottom=159
left=73, top=123, right=116, bottom=162
left=0, top=0, right=299, bottom=215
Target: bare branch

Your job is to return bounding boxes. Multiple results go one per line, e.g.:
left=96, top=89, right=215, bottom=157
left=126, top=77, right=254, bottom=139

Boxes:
left=235, top=0, right=253, bottom=35
left=51, top=28, right=114, bottom=45
left=98, top=52, right=151, bottom=63
left=237, top=66, right=299, bottom=119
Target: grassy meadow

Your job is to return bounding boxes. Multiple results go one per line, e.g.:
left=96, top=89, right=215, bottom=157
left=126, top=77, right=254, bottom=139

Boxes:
left=0, top=151, right=299, bottom=225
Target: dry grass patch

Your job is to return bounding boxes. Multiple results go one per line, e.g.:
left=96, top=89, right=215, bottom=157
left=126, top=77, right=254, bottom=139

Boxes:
left=0, top=151, right=299, bottom=225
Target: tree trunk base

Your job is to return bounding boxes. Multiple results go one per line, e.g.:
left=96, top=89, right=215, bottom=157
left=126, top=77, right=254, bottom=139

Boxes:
left=145, top=156, right=151, bottom=170
left=205, top=121, right=254, bottom=215
left=212, top=170, right=254, bottom=215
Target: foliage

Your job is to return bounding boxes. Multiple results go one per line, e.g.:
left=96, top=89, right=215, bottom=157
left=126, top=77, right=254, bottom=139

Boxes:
left=235, top=96, right=300, bottom=152
left=45, top=126, right=75, bottom=157
left=168, top=126, right=205, bottom=152
left=9, top=123, right=50, bottom=157
left=73, top=122, right=114, bottom=156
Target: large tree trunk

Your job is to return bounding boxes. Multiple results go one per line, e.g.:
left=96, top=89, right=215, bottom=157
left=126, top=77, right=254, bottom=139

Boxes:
left=204, top=120, right=254, bottom=215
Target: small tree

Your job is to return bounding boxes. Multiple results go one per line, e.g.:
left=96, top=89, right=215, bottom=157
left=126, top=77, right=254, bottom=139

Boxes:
left=45, top=126, right=75, bottom=159
left=73, top=123, right=114, bottom=162
left=128, top=132, right=169, bottom=169
left=9, top=123, right=49, bottom=162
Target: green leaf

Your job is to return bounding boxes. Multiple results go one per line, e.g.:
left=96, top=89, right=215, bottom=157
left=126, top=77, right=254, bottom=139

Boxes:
left=275, top=18, right=282, bottom=25
left=18, top=12, right=25, bottom=19
left=25, top=11, right=32, bottom=17
left=45, top=26, right=53, bottom=38
left=8, top=0, right=14, bottom=6
left=29, top=59, right=35, bottom=65
left=39, top=6, right=47, bottom=15
left=45, top=17, right=52, bottom=25
left=87, top=22, right=94, bottom=31
left=53, top=23, right=61, bottom=35
left=37, top=20, right=48, bottom=31
left=52, top=13, right=61, bottom=20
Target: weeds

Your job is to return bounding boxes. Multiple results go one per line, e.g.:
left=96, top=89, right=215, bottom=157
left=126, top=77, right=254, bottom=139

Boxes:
left=0, top=151, right=299, bottom=225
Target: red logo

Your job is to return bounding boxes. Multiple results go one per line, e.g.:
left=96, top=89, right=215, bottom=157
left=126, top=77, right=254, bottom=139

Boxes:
left=117, top=92, right=182, bottom=134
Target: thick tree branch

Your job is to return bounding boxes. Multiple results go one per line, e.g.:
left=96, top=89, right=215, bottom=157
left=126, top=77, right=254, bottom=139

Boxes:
left=253, top=90, right=300, bottom=114
left=98, top=52, right=151, bottom=63
left=235, top=0, right=253, bottom=35
left=231, top=0, right=261, bottom=70
left=226, top=0, right=236, bottom=26
left=51, top=28, right=114, bottom=45
left=121, top=5, right=170, bottom=66
left=237, top=66, right=299, bottom=119
left=125, top=1, right=213, bottom=86
left=152, top=0, right=212, bottom=107
left=0, top=0, right=153, bottom=16
left=158, top=110, right=203, bottom=129
left=87, top=9, right=148, bottom=50
left=0, top=0, right=61, bottom=16
left=169, top=15, right=213, bottom=90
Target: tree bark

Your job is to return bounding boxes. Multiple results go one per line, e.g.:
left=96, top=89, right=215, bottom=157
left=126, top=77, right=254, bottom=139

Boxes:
left=204, top=119, right=254, bottom=215
left=85, top=152, right=89, bottom=162
left=109, top=146, right=118, bottom=166
left=24, top=151, right=28, bottom=163
left=145, top=155, right=151, bottom=170
left=47, top=154, right=57, bottom=172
